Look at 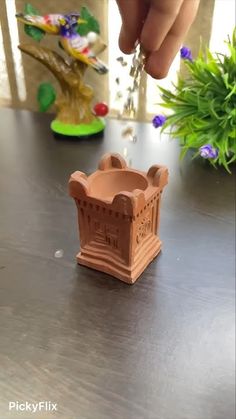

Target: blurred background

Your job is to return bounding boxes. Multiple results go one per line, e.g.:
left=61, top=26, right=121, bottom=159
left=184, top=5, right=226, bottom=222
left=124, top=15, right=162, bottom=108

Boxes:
left=0, top=0, right=235, bottom=121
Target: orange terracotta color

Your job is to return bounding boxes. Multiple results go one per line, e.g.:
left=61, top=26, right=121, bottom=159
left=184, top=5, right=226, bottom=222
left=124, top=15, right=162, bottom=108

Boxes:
left=69, top=153, right=168, bottom=284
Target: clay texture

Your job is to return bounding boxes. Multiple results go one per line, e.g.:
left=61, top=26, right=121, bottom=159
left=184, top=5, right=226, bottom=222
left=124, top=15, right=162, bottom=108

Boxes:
left=69, top=153, right=168, bottom=284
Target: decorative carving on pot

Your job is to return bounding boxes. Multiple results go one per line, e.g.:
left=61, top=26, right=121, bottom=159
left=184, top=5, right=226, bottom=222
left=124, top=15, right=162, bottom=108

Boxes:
left=69, top=153, right=168, bottom=284
left=136, top=216, right=152, bottom=244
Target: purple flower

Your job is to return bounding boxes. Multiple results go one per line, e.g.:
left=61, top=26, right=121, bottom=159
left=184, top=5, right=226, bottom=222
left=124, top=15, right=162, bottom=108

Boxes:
left=199, top=144, right=219, bottom=159
left=152, top=115, right=166, bottom=128
left=180, top=46, right=193, bottom=61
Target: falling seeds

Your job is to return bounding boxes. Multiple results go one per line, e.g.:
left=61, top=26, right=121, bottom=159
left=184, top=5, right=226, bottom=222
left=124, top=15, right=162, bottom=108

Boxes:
left=116, top=56, right=127, bottom=66
left=123, top=93, right=135, bottom=116
left=133, top=80, right=139, bottom=91
left=122, top=45, right=146, bottom=118
left=54, top=249, right=64, bottom=258
left=115, top=91, right=123, bottom=100
left=132, top=56, right=139, bottom=67
left=122, top=126, right=134, bottom=137
left=115, top=45, right=146, bottom=145
left=123, top=147, right=128, bottom=157
left=115, top=46, right=146, bottom=119
left=129, top=66, right=137, bottom=78
left=121, top=126, right=137, bottom=143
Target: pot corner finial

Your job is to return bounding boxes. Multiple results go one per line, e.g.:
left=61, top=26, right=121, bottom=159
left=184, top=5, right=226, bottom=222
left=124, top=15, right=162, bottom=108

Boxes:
left=68, top=171, right=89, bottom=198
left=98, top=153, right=127, bottom=171
left=147, top=165, right=169, bottom=189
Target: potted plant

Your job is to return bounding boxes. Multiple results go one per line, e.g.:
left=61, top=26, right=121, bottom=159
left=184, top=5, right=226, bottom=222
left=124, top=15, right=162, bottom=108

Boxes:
left=16, top=3, right=109, bottom=136
left=69, top=153, right=168, bottom=284
left=153, top=29, right=236, bottom=172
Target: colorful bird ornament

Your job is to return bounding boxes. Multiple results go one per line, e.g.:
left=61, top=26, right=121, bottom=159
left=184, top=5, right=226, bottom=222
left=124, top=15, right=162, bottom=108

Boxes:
left=15, top=12, right=84, bottom=35
left=58, top=16, right=108, bottom=74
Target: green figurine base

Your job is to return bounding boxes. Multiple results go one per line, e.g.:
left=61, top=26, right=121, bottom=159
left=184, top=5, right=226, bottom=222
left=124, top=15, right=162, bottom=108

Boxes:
left=51, top=118, right=105, bottom=137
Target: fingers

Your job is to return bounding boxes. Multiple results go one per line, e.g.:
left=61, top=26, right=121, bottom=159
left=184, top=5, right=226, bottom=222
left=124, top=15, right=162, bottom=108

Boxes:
left=116, top=0, right=149, bottom=53
left=145, top=33, right=183, bottom=79
left=116, top=0, right=200, bottom=78
left=144, top=0, right=200, bottom=78
left=141, top=0, right=184, bottom=52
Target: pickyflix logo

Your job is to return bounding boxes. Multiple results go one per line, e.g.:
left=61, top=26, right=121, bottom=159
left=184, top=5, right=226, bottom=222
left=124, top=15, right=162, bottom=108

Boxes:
left=9, top=401, right=58, bottom=413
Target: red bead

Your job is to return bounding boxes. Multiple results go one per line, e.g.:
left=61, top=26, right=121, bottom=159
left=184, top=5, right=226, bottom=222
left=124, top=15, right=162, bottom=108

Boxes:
left=93, top=102, right=109, bottom=117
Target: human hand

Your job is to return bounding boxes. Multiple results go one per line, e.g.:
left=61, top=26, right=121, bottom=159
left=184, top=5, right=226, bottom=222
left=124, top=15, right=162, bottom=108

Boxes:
left=116, top=0, right=200, bottom=78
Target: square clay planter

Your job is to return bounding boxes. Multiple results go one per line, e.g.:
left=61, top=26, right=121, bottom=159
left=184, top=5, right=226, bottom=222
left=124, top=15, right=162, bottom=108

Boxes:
left=69, top=153, right=168, bottom=284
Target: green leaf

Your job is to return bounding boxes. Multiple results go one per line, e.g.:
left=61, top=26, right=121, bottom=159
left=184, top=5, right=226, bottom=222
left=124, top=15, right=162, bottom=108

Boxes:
left=24, top=3, right=39, bottom=15
left=24, top=24, right=45, bottom=42
left=229, top=129, right=236, bottom=138
left=222, top=73, right=229, bottom=88
left=37, top=83, right=56, bottom=112
left=23, top=3, right=45, bottom=41
left=206, top=49, right=221, bottom=75
left=232, top=27, right=236, bottom=47
left=180, top=147, right=189, bottom=160
left=225, top=83, right=236, bottom=99
left=77, top=6, right=100, bottom=36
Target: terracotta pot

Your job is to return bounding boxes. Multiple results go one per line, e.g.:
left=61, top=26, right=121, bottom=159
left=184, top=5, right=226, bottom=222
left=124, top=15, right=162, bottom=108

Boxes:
left=69, top=153, right=168, bottom=284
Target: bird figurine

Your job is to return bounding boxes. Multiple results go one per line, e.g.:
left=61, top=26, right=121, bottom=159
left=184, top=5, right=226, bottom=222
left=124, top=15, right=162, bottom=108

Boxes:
left=15, top=11, right=84, bottom=35
left=58, top=17, right=108, bottom=74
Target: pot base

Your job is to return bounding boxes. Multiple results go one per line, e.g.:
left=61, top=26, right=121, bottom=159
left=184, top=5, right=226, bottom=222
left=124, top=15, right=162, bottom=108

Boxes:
left=51, top=118, right=105, bottom=137
left=77, top=236, right=162, bottom=284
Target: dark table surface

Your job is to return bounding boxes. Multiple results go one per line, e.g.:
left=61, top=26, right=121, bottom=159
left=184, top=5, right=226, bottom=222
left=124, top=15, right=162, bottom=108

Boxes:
left=0, top=108, right=235, bottom=419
